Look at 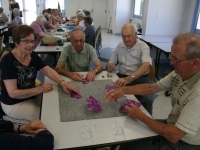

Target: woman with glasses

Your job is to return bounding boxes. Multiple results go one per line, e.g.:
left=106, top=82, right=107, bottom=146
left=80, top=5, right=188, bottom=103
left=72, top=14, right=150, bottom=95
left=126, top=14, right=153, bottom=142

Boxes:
left=0, top=25, right=79, bottom=121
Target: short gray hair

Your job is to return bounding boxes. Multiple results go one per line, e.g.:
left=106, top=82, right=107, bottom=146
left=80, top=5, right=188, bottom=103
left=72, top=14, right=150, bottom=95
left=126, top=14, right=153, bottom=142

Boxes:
left=13, top=8, right=20, bottom=16
left=36, top=15, right=46, bottom=22
left=77, top=12, right=85, bottom=18
left=121, top=24, right=137, bottom=34
left=70, top=28, right=85, bottom=40
left=173, top=33, right=200, bottom=59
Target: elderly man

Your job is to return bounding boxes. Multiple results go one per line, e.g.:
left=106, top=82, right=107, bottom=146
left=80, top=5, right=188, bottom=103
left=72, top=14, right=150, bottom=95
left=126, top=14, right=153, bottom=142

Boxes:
left=55, top=28, right=103, bottom=81
left=0, top=7, right=9, bottom=22
left=84, top=16, right=95, bottom=47
left=107, top=24, right=152, bottom=114
left=30, top=15, right=46, bottom=48
left=76, top=12, right=86, bottom=30
left=104, top=33, right=200, bottom=150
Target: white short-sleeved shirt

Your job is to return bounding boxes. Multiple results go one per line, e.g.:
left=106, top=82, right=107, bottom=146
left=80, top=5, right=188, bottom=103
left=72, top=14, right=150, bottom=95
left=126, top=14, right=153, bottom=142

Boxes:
left=109, top=39, right=151, bottom=75
left=157, top=71, right=200, bottom=145
left=79, top=20, right=86, bottom=31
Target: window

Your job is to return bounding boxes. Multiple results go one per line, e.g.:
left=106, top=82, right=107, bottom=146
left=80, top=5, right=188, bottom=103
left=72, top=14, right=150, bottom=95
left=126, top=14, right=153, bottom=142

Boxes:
left=0, top=0, right=2, bottom=7
left=44, top=0, right=66, bottom=13
left=191, top=0, right=200, bottom=35
left=133, top=0, right=144, bottom=19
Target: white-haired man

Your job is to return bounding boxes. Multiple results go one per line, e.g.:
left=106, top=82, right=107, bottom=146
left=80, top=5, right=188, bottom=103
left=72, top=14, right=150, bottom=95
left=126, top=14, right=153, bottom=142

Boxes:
left=76, top=12, right=86, bottom=30
left=30, top=15, right=47, bottom=48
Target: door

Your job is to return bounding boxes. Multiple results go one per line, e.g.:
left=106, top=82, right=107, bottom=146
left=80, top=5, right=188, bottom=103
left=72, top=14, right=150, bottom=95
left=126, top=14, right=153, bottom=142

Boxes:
left=93, top=0, right=107, bottom=28
left=17, top=0, right=37, bottom=25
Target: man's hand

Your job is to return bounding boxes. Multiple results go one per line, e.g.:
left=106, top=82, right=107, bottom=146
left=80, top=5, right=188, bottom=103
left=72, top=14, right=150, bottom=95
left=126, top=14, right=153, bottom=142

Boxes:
left=60, top=81, right=79, bottom=95
left=107, top=63, right=116, bottom=72
left=114, top=76, right=133, bottom=87
left=21, top=119, right=47, bottom=135
left=86, top=70, right=96, bottom=81
left=71, top=72, right=83, bottom=81
left=39, top=83, right=53, bottom=93
left=125, top=104, right=143, bottom=120
left=104, top=88, right=125, bottom=104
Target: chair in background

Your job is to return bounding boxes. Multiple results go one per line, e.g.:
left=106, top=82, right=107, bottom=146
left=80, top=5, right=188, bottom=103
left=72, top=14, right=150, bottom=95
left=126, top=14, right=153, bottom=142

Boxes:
left=94, top=26, right=102, bottom=56
left=0, top=35, right=4, bottom=55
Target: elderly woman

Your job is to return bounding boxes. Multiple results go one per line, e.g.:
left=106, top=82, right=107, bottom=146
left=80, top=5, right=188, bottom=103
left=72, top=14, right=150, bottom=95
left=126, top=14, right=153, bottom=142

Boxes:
left=30, top=15, right=47, bottom=48
left=76, top=12, right=86, bottom=30
left=0, top=25, right=79, bottom=121
left=3, top=8, right=22, bottom=50
left=43, top=13, right=59, bottom=30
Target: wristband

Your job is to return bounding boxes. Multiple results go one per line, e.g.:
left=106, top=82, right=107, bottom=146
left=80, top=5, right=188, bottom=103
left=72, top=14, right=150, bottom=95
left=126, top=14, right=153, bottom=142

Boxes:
left=18, top=124, right=24, bottom=134
left=58, top=80, right=65, bottom=85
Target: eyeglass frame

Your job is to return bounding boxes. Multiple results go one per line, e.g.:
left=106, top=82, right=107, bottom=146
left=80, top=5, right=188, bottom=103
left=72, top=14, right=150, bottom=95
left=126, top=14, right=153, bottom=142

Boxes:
left=20, top=39, right=36, bottom=45
left=169, top=53, right=195, bottom=63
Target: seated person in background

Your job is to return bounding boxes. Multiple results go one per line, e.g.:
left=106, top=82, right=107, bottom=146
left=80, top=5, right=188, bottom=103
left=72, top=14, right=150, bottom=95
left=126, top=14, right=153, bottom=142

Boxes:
left=3, top=8, right=22, bottom=50
left=70, top=9, right=82, bottom=20
left=104, top=33, right=200, bottom=150
left=0, top=119, right=54, bottom=150
left=43, top=13, right=59, bottom=30
left=76, top=12, right=86, bottom=30
left=0, top=7, right=9, bottom=22
left=84, top=16, right=95, bottom=47
left=107, top=24, right=152, bottom=114
left=51, top=9, right=64, bottom=25
left=0, top=25, right=79, bottom=121
left=55, top=28, right=103, bottom=81
left=30, top=15, right=46, bottom=48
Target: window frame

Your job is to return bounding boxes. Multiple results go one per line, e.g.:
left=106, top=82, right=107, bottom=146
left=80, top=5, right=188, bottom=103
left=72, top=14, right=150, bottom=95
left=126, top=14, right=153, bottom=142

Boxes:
left=133, top=0, right=144, bottom=19
left=191, top=0, right=200, bottom=34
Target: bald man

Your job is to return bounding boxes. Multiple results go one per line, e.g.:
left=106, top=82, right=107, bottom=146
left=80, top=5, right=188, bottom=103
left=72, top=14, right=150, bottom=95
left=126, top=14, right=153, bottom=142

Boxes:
left=55, top=28, right=103, bottom=82
left=107, top=24, right=152, bottom=114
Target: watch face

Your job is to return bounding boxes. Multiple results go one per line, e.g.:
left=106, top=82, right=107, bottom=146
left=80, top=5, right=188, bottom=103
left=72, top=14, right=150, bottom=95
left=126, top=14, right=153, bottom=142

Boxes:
left=131, top=75, right=135, bottom=79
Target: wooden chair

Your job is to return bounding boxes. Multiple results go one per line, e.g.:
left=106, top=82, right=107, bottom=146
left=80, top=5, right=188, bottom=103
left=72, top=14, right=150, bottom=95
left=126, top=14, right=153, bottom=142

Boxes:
left=148, top=59, right=156, bottom=82
left=94, top=26, right=102, bottom=56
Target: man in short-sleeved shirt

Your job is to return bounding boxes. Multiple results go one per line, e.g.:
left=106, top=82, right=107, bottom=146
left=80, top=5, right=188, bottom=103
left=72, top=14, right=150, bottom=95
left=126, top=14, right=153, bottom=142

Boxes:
left=55, top=28, right=103, bottom=81
left=107, top=24, right=152, bottom=114
left=104, top=33, right=200, bottom=149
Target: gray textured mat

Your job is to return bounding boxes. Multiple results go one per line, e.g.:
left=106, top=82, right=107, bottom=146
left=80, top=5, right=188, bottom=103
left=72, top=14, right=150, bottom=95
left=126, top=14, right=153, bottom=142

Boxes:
left=58, top=79, right=127, bottom=122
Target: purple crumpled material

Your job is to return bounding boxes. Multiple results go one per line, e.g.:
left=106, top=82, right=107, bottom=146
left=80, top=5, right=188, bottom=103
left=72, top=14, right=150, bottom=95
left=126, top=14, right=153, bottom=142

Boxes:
left=69, top=90, right=82, bottom=99
left=82, top=78, right=89, bottom=84
left=105, top=84, right=116, bottom=92
left=119, top=100, right=142, bottom=113
left=87, top=96, right=102, bottom=111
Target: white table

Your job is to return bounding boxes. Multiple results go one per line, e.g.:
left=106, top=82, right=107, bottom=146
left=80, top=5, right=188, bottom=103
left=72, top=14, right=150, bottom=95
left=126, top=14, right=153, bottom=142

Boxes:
left=151, top=43, right=172, bottom=79
left=138, top=35, right=174, bottom=43
left=41, top=71, right=158, bottom=149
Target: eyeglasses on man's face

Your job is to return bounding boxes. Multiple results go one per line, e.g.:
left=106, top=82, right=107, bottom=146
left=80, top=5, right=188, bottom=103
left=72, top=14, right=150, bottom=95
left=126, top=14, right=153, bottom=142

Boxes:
left=20, top=40, right=35, bottom=45
left=169, top=54, right=194, bottom=63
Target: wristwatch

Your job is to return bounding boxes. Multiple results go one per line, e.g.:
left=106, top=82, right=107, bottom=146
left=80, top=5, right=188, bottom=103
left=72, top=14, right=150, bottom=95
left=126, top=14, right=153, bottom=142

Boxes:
left=131, top=75, right=135, bottom=80
left=94, top=69, right=98, bottom=74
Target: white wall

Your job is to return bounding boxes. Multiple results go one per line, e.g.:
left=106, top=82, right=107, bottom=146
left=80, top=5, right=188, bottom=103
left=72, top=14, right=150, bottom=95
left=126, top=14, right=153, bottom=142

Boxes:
left=181, top=0, right=196, bottom=33
left=143, top=0, right=185, bottom=36
left=115, top=0, right=132, bottom=34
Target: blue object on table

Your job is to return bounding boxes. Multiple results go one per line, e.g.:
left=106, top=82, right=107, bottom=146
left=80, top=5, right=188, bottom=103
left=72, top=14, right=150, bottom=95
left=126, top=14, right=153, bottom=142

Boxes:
left=68, top=26, right=74, bottom=30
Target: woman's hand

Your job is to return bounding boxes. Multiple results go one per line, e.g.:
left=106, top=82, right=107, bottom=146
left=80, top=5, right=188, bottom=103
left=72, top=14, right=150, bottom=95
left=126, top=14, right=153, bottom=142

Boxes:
left=60, top=81, right=79, bottom=95
left=39, top=83, right=53, bottom=93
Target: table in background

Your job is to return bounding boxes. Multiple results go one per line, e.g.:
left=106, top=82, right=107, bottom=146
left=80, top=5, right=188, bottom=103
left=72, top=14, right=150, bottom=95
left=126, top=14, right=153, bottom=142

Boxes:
left=150, top=43, right=171, bottom=79
left=138, top=35, right=174, bottom=80
left=41, top=71, right=158, bottom=149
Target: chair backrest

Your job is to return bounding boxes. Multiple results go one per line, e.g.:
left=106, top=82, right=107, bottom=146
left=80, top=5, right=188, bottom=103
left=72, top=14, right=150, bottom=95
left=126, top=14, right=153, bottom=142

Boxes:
left=0, top=35, right=4, bottom=54
left=94, top=30, right=100, bottom=49
left=148, top=59, right=156, bottom=81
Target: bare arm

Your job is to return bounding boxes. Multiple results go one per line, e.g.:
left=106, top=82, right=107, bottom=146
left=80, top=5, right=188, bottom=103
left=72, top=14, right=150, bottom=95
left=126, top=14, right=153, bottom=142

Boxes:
left=3, top=79, right=50, bottom=99
left=38, top=31, right=46, bottom=37
left=104, top=83, right=163, bottom=103
left=114, top=62, right=150, bottom=87
left=126, top=105, right=186, bottom=143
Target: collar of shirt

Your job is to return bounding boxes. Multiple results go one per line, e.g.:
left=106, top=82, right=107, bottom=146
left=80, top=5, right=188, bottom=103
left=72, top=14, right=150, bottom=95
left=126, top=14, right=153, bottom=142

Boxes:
left=121, top=38, right=141, bottom=51
left=186, top=70, right=200, bottom=90
left=71, top=44, right=86, bottom=54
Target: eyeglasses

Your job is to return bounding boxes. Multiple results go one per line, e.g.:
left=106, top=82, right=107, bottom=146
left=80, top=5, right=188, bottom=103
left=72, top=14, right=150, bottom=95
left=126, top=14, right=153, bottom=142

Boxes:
left=20, top=40, right=35, bottom=45
left=169, top=54, right=194, bottom=63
